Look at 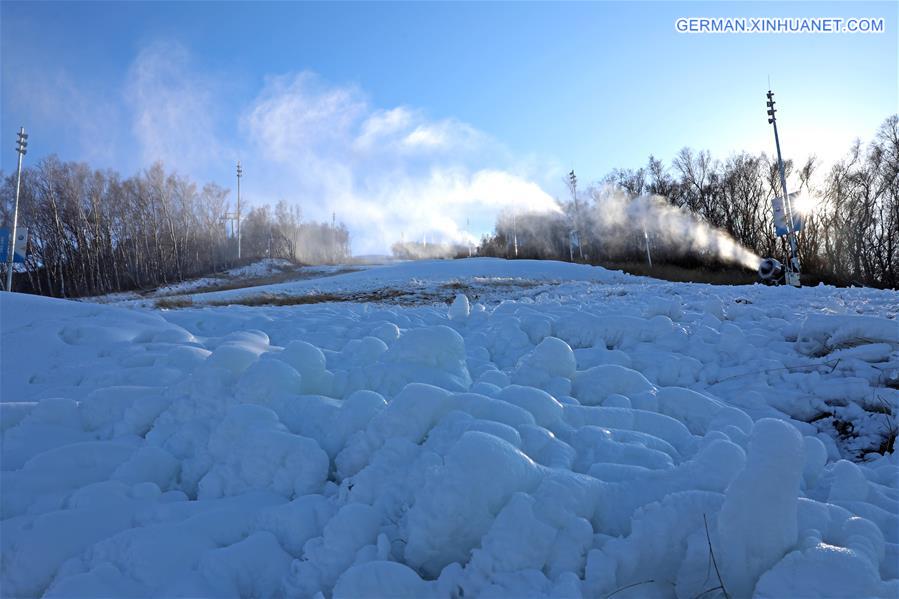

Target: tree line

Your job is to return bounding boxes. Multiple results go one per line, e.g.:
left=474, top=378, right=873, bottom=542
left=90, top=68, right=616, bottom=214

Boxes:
left=478, top=115, right=898, bottom=288
left=0, top=158, right=350, bottom=297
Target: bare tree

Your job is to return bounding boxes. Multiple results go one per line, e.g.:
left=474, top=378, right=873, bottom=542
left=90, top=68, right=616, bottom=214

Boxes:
left=1, top=158, right=352, bottom=297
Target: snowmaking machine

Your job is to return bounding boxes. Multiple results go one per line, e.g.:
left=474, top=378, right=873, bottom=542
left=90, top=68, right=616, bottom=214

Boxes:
left=762, top=89, right=802, bottom=287
left=757, top=256, right=801, bottom=286
left=758, top=258, right=785, bottom=285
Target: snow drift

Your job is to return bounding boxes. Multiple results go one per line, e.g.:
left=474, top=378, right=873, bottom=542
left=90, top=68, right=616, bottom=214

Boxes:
left=1, top=258, right=897, bottom=598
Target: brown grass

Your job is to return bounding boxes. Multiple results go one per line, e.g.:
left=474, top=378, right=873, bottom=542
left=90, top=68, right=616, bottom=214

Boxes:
left=602, top=262, right=758, bottom=285
left=145, top=275, right=559, bottom=310
left=206, top=288, right=413, bottom=308
left=204, top=278, right=552, bottom=309
left=145, top=266, right=361, bottom=299
left=190, top=267, right=360, bottom=295
left=599, top=261, right=860, bottom=287
left=155, top=296, right=195, bottom=309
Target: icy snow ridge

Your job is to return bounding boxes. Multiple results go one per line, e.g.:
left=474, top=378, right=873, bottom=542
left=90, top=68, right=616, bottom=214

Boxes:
left=1, top=258, right=897, bottom=598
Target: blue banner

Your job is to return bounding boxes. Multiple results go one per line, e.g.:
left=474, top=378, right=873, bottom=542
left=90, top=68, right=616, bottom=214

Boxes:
left=0, top=227, right=27, bottom=263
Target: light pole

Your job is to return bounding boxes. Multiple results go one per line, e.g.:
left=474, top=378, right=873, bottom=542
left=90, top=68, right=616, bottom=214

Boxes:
left=236, top=161, right=243, bottom=260
left=766, top=90, right=800, bottom=286
left=5, top=127, right=27, bottom=292
left=569, top=170, right=584, bottom=261
left=512, top=212, right=519, bottom=257
left=643, top=223, right=652, bottom=268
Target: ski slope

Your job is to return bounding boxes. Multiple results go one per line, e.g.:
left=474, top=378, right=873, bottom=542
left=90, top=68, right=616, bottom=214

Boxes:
left=1, top=258, right=897, bottom=598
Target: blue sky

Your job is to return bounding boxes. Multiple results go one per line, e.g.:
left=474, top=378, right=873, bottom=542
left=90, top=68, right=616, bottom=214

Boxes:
left=1, top=1, right=896, bottom=253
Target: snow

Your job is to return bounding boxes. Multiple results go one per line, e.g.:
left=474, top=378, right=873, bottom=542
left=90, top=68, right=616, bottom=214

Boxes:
left=174, top=257, right=635, bottom=307
left=1, top=257, right=898, bottom=598
left=448, top=293, right=470, bottom=321
left=716, top=418, right=804, bottom=597
left=80, top=258, right=360, bottom=306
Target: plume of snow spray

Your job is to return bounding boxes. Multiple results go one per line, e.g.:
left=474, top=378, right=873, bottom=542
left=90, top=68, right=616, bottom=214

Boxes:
left=391, top=240, right=470, bottom=260
left=394, top=201, right=565, bottom=260
left=587, top=187, right=762, bottom=270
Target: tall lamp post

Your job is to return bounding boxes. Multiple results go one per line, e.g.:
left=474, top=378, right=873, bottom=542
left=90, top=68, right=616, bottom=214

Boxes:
left=569, top=170, right=584, bottom=261
left=5, top=127, right=27, bottom=292
left=236, top=161, right=243, bottom=260
left=766, top=90, right=801, bottom=286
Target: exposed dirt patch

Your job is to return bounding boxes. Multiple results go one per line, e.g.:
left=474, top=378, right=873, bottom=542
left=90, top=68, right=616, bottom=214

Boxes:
left=175, top=279, right=555, bottom=309
left=206, top=288, right=413, bottom=307
left=435, top=279, right=549, bottom=304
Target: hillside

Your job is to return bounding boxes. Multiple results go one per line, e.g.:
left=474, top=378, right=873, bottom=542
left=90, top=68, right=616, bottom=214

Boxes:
left=1, top=258, right=897, bottom=597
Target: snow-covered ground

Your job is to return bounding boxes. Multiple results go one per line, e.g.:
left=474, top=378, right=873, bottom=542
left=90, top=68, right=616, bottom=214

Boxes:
left=82, top=258, right=358, bottom=305
left=152, top=258, right=299, bottom=297
left=2, top=258, right=897, bottom=598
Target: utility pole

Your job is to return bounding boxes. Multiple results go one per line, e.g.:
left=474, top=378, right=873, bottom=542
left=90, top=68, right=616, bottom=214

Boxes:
left=766, top=90, right=800, bottom=286
left=331, top=212, right=337, bottom=262
left=5, top=127, right=27, bottom=292
left=643, top=223, right=652, bottom=268
left=569, top=170, right=584, bottom=261
left=236, top=161, right=243, bottom=260
left=512, top=212, right=519, bottom=257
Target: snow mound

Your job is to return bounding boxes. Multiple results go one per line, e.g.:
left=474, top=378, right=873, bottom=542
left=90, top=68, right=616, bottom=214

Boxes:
left=2, top=258, right=897, bottom=598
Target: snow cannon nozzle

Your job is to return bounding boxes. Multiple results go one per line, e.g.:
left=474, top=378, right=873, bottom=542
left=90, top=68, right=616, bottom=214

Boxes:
left=758, top=257, right=785, bottom=285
